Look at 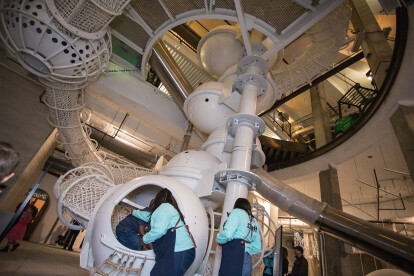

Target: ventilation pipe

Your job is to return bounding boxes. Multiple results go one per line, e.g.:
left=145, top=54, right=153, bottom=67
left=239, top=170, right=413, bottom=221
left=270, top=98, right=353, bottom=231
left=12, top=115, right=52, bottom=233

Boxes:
left=149, top=41, right=193, bottom=109
left=254, top=168, right=414, bottom=274
left=149, top=40, right=205, bottom=144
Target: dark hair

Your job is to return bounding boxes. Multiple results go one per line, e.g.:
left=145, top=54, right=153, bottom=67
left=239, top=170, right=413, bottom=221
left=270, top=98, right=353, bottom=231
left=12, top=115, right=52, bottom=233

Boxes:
left=0, top=142, right=20, bottom=181
left=282, top=247, right=288, bottom=258
left=234, top=198, right=252, bottom=217
left=293, top=246, right=304, bottom=253
left=150, top=188, right=186, bottom=224
left=29, top=205, right=38, bottom=218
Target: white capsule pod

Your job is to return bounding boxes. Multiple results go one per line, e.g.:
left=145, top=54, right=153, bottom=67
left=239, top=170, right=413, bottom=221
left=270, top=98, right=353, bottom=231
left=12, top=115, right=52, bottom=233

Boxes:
left=82, top=175, right=208, bottom=276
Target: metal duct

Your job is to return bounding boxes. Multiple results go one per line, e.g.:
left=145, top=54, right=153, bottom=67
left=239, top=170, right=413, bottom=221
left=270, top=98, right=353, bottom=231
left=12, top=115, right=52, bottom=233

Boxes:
left=149, top=40, right=205, bottom=143
left=254, top=168, right=414, bottom=274
left=292, top=117, right=338, bottom=139
left=149, top=40, right=193, bottom=109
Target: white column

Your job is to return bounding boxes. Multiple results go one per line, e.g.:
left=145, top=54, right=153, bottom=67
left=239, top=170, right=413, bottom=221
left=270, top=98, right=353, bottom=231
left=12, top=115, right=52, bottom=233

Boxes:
left=213, top=71, right=260, bottom=276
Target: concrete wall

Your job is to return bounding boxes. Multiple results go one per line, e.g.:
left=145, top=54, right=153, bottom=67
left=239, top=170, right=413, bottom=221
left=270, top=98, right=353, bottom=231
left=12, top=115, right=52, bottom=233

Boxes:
left=86, top=68, right=204, bottom=156
left=28, top=171, right=85, bottom=249
left=0, top=63, right=54, bottom=205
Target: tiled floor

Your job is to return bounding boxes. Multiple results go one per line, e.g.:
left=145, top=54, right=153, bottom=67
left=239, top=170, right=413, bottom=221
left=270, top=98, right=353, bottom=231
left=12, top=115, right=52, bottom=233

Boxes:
left=0, top=241, right=89, bottom=276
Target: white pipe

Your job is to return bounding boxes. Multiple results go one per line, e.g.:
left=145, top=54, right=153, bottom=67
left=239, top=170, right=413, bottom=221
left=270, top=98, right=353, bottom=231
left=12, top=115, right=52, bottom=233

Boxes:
left=213, top=65, right=262, bottom=275
left=239, top=84, right=258, bottom=114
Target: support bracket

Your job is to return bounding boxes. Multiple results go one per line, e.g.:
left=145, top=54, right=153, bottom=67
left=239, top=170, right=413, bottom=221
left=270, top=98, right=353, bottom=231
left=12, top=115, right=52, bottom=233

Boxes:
left=215, top=169, right=262, bottom=191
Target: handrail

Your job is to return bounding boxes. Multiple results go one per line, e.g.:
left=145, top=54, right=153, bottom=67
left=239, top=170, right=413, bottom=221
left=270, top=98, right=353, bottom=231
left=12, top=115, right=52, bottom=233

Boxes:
left=265, top=6, right=408, bottom=171
left=255, top=167, right=414, bottom=274
left=265, top=111, right=292, bottom=138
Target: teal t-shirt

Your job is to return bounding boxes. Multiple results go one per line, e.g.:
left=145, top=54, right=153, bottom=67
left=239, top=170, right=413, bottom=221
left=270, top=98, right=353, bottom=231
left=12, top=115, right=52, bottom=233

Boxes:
left=132, top=203, right=194, bottom=252
left=216, top=208, right=261, bottom=255
left=263, top=251, right=274, bottom=275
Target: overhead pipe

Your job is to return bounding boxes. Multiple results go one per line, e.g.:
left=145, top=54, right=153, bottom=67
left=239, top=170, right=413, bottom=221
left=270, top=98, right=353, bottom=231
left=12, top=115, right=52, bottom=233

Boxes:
left=149, top=40, right=193, bottom=110
left=254, top=168, right=414, bottom=274
left=149, top=40, right=205, bottom=142
left=291, top=117, right=338, bottom=139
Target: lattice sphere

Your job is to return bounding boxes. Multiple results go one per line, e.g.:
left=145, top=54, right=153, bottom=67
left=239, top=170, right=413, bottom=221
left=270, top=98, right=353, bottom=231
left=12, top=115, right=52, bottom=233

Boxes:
left=46, top=0, right=130, bottom=39
left=0, top=0, right=112, bottom=86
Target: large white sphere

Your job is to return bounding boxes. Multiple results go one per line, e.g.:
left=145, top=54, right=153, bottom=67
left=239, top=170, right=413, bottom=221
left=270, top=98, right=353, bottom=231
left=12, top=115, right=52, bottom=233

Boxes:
left=366, top=269, right=410, bottom=276
left=85, top=175, right=209, bottom=276
left=160, top=149, right=220, bottom=191
left=184, top=82, right=235, bottom=135
left=198, top=25, right=244, bottom=78
left=160, top=150, right=223, bottom=210
left=0, top=0, right=111, bottom=85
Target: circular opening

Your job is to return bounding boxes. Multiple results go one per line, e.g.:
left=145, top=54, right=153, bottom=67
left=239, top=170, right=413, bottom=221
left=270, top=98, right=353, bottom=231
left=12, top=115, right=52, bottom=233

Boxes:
left=17, top=51, right=51, bottom=76
left=205, top=98, right=209, bottom=102
left=112, top=184, right=162, bottom=251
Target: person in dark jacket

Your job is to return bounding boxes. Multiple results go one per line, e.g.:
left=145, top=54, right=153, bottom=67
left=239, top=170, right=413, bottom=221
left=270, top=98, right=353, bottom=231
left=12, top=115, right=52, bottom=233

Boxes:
left=116, top=206, right=149, bottom=251
left=63, top=220, right=80, bottom=251
left=282, top=247, right=289, bottom=275
left=288, top=246, right=308, bottom=276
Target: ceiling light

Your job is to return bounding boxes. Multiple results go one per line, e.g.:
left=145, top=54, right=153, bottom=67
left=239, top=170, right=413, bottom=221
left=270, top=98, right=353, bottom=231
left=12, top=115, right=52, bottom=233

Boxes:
left=366, top=70, right=373, bottom=80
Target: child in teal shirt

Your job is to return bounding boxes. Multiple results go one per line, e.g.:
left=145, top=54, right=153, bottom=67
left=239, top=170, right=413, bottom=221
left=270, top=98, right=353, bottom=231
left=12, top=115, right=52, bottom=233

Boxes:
left=132, top=189, right=195, bottom=276
left=216, top=198, right=261, bottom=276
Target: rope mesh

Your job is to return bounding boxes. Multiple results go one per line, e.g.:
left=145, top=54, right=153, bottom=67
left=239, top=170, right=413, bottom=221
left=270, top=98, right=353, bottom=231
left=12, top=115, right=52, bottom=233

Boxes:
left=45, top=84, right=153, bottom=229
left=272, top=3, right=351, bottom=96
left=55, top=162, right=153, bottom=228
left=50, top=0, right=130, bottom=37
left=45, top=87, right=101, bottom=166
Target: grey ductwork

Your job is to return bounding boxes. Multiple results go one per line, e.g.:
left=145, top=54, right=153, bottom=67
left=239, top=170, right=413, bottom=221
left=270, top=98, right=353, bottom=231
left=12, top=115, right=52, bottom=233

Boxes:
left=292, top=117, right=338, bottom=139
left=254, top=168, right=414, bottom=274
left=255, top=167, right=327, bottom=226
left=149, top=40, right=205, bottom=143
left=149, top=40, right=193, bottom=109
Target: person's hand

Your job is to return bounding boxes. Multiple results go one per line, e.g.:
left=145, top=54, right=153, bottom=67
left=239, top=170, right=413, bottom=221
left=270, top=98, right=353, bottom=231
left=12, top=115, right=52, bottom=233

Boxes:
left=124, top=208, right=132, bottom=215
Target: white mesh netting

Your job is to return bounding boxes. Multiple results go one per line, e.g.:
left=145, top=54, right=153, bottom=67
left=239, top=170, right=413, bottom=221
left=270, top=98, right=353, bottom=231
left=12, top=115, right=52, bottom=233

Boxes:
left=55, top=162, right=153, bottom=229
left=111, top=204, right=128, bottom=234
left=0, top=0, right=112, bottom=85
left=271, top=3, right=352, bottom=96
left=45, top=83, right=154, bottom=229
left=46, top=0, right=130, bottom=39
left=44, top=86, right=101, bottom=166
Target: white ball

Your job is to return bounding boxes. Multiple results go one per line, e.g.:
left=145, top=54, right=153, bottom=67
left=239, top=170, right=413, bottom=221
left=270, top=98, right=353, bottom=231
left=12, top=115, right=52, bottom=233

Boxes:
left=184, top=82, right=234, bottom=135
left=198, top=26, right=244, bottom=78
left=366, top=269, right=410, bottom=276
left=87, top=175, right=209, bottom=276
left=160, top=149, right=220, bottom=192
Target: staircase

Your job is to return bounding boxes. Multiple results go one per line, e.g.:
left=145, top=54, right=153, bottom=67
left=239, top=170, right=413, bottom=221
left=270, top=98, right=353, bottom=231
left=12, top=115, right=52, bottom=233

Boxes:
left=259, top=136, right=311, bottom=171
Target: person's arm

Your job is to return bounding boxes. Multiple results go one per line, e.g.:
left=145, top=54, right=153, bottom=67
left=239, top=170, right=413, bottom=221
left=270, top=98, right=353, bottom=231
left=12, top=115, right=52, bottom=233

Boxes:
left=138, top=225, right=151, bottom=249
left=142, top=205, right=171, bottom=244
left=216, top=210, right=239, bottom=244
left=132, top=209, right=151, bottom=222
